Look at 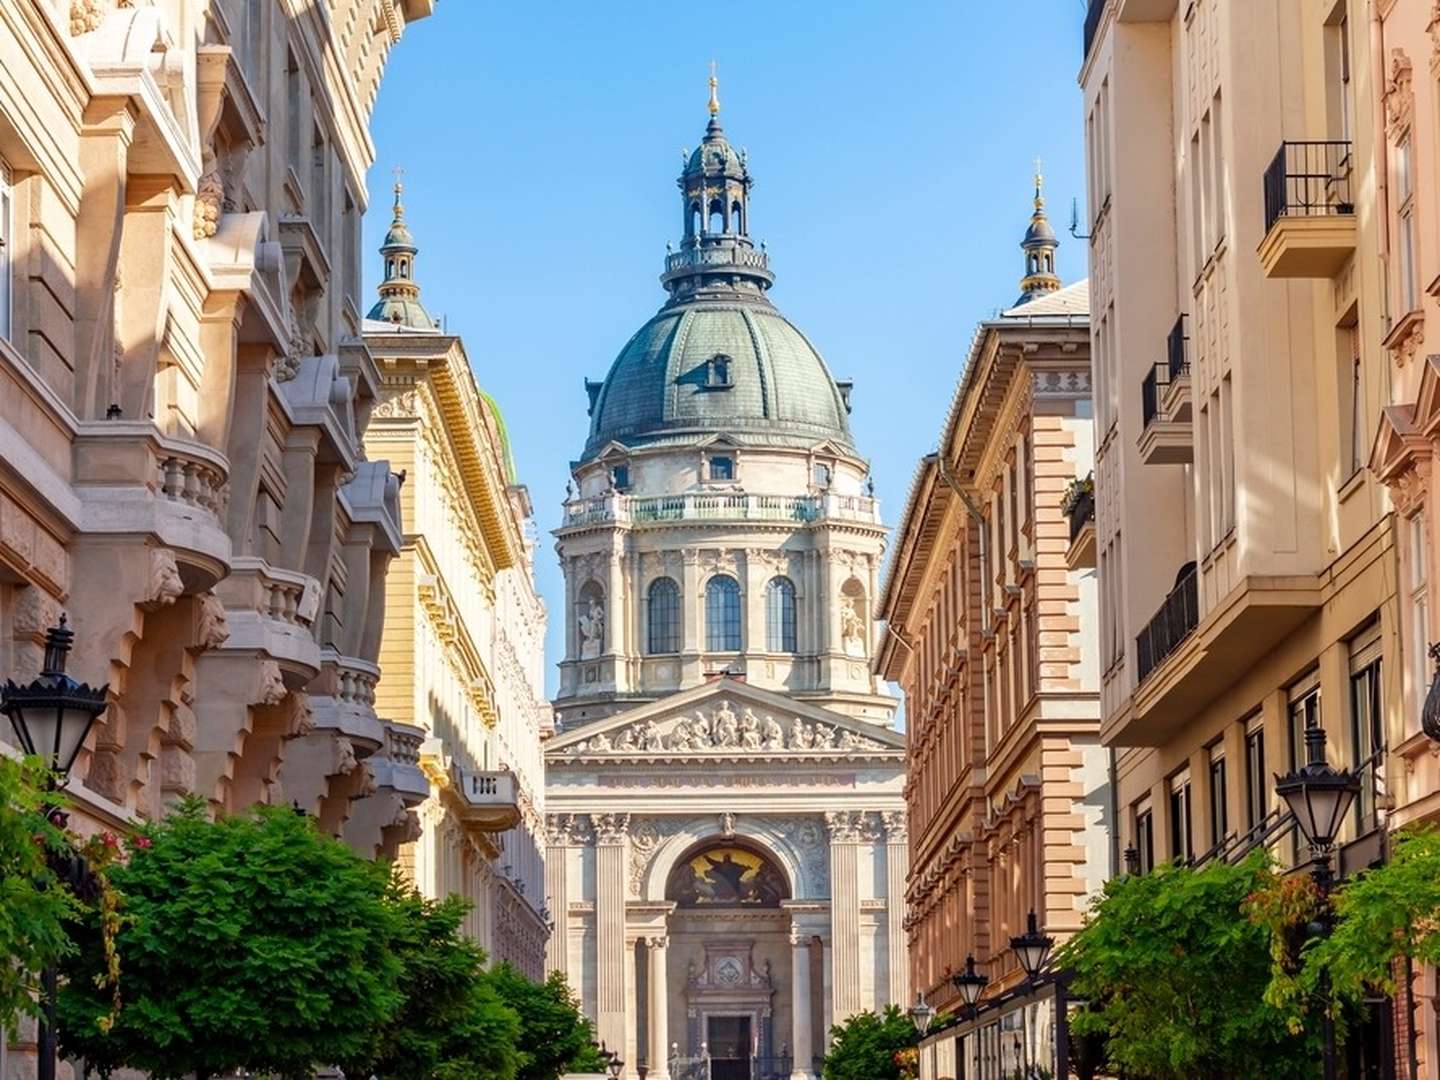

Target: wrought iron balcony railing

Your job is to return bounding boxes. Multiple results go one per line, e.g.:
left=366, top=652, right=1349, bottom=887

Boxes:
left=1067, top=489, right=1095, bottom=544
left=1140, top=363, right=1172, bottom=428
left=1262, top=140, right=1354, bottom=235
left=1135, top=563, right=1199, bottom=683
left=1083, top=0, right=1106, bottom=59
left=1167, top=314, right=1189, bottom=381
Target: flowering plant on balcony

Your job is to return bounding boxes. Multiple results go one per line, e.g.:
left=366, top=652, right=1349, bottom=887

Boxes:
left=1059, top=473, right=1095, bottom=517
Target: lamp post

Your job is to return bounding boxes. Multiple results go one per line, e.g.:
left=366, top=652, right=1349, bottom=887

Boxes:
left=1274, top=722, right=1361, bottom=1080
left=908, top=991, right=936, bottom=1080
left=598, top=1041, right=624, bottom=1080
left=1, top=617, right=108, bottom=1080
left=950, top=954, right=989, bottom=1080
left=1009, top=911, right=1054, bottom=1079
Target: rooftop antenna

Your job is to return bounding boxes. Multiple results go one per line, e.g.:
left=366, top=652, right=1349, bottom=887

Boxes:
left=1070, top=196, right=1091, bottom=240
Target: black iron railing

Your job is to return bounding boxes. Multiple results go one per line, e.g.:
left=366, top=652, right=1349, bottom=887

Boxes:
left=1083, top=0, right=1107, bottom=58
left=1167, top=314, right=1189, bottom=381
left=1135, top=563, right=1199, bottom=683
left=1262, top=140, right=1354, bottom=235
left=1141, top=363, right=1172, bottom=427
left=1067, top=489, right=1095, bottom=543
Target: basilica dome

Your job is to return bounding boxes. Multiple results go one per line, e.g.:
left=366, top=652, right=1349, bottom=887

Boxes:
left=583, top=301, right=854, bottom=459
left=581, top=91, right=855, bottom=462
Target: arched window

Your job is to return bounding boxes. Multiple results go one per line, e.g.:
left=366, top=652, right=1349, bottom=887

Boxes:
left=765, top=576, right=797, bottom=653
left=705, top=574, right=742, bottom=651
left=386, top=258, right=395, bottom=278
left=689, top=202, right=701, bottom=236
left=709, top=198, right=724, bottom=234
left=647, top=577, right=680, bottom=655
left=731, top=200, right=744, bottom=234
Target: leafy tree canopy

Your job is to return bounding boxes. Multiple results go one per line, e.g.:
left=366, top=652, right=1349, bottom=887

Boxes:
left=1058, top=852, right=1317, bottom=1079
left=490, top=964, right=607, bottom=1080
left=821, top=1004, right=917, bottom=1080
left=0, top=755, right=78, bottom=1037
left=339, top=881, right=520, bottom=1080
left=58, top=800, right=403, bottom=1080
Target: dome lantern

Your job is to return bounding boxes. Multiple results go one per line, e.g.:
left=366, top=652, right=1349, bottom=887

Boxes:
left=367, top=169, right=438, bottom=330
left=1016, top=159, right=1062, bottom=305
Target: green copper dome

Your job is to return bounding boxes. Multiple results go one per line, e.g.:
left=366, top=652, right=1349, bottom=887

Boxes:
left=583, top=302, right=854, bottom=460
left=580, top=95, right=855, bottom=462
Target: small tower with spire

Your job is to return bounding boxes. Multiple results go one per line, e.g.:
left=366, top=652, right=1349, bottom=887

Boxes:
left=367, top=170, right=437, bottom=330
left=1017, top=160, right=1062, bottom=304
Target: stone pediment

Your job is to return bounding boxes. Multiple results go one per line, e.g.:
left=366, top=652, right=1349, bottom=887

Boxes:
left=547, top=678, right=904, bottom=762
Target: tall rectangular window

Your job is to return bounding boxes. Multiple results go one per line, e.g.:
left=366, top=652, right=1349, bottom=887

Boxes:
left=1349, top=628, right=1382, bottom=832
left=1245, top=715, right=1267, bottom=830
left=1135, top=802, right=1155, bottom=874
left=1397, top=136, right=1418, bottom=313
left=1189, top=131, right=1205, bottom=279
left=1410, top=513, right=1430, bottom=734
left=1208, top=742, right=1228, bottom=849
left=0, top=159, right=10, bottom=342
left=1289, top=674, right=1321, bottom=770
left=1169, top=770, right=1194, bottom=863
left=1211, top=93, right=1227, bottom=245
left=705, top=575, right=742, bottom=652
left=1340, top=324, right=1362, bottom=478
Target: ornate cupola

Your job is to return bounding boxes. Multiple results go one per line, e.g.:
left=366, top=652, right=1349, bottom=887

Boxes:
left=661, top=66, right=775, bottom=304
left=367, top=174, right=437, bottom=330
left=1016, top=161, right=1062, bottom=304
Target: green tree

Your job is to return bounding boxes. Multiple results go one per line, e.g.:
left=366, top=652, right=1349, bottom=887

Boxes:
left=489, top=964, right=607, bottom=1080
left=1302, top=826, right=1440, bottom=1009
left=57, top=800, right=404, bottom=1080
left=0, top=755, right=78, bottom=1037
left=1058, top=852, right=1317, bottom=1079
left=340, top=881, right=520, bottom=1080
left=821, top=1004, right=917, bottom=1080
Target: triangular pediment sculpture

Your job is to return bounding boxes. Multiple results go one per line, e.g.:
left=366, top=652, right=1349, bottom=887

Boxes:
left=546, top=677, right=904, bottom=761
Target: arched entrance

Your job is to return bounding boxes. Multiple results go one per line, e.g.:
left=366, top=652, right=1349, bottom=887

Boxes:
left=655, top=838, right=796, bottom=1080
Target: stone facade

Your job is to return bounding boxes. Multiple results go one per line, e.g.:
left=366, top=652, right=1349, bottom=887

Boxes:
left=363, top=213, right=551, bottom=978
left=1084, top=0, right=1399, bottom=1073
left=876, top=197, right=1104, bottom=1078
left=546, top=87, right=906, bottom=1080
left=0, top=0, right=430, bottom=1074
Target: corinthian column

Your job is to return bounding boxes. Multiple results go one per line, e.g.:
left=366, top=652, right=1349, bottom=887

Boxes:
left=826, top=811, right=862, bottom=1021
left=595, top=813, right=630, bottom=1056
left=790, top=927, right=814, bottom=1080
left=882, top=810, right=910, bottom=1007
left=647, top=936, right=672, bottom=1080
left=544, top=814, right=580, bottom=982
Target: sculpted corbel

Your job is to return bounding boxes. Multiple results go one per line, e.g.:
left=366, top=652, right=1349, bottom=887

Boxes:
left=147, top=548, right=185, bottom=607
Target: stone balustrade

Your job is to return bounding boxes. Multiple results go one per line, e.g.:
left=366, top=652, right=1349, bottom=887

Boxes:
left=214, top=557, right=323, bottom=678
left=560, top=491, right=881, bottom=530
left=309, top=650, right=386, bottom=753
left=453, top=764, right=522, bottom=831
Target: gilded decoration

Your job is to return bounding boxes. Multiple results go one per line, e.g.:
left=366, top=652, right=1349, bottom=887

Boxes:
left=667, top=845, right=788, bottom=907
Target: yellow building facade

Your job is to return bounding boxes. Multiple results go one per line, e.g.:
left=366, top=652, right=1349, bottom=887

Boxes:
left=363, top=194, right=550, bottom=977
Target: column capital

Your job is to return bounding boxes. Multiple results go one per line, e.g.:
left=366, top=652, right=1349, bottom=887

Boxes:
left=646, top=934, right=670, bottom=949
left=824, top=809, right=863, bottom=843
left=880, top=809, right=908, bottom=844
left=595, top=812, right=631, bottom=844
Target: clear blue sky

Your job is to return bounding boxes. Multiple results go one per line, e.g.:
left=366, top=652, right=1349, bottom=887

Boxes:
left=363, top=3, right=1090, bottom=692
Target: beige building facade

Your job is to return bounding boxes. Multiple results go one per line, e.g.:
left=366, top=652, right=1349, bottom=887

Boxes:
left=545, top=88, right=907, bottom=1080
left=1083, top=0, right=1399, bottom=1070
left=876, top=193, right=1105, bottom=1079
left=363, top=190, right=550, bottom=978
left=1366, top=1, right=1440, bottom=1074
left=0, top=0, right=431, bottom=1073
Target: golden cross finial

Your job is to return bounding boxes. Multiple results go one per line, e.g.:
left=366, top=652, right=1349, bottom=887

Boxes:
left=392, top=165, right=405, bottom=196
left=708, top=61, right=720, bottom=117
left=1033, top=157, right=1045, bottom=210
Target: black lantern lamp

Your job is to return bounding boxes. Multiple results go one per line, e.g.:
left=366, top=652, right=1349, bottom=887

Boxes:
left=1010, top=910, right=1055, bottom=982
left=1274, top=724, right=1361, bottom=866
left=1, top=616, right=107, bottom=784
left=908, top=990, right=936, bottom=1037
left=951, top=953, right=989, bottom=1013
left=1123, top=845, right=1141, bottom=876
left=1422, top=643, right=1440, bottom=742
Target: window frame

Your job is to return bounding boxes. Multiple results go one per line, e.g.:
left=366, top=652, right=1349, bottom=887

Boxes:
left=0, top=159, right=10, bottom=342
left=764, top=576, right=797, bottom=654
left=1244, top=714, right=1267, bottom=831
left=705, top=574, right=742, bottom=652
left=646, top=577, right=681, bottom=656
left=1208, top=741, right=1228, bottom=850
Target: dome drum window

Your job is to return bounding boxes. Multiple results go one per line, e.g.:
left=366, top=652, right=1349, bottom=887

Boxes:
left=704, top=354, right=734, bottom=389
left=705, top=574, right=742, bottom=652
left=708, top=455, right=734, bottom=481
left=646, top=577, right=681, bottom=655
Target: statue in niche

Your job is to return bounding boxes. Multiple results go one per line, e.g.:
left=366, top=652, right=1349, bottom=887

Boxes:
left=762, top=714, right=786, bottom=750
left=578, top=595, right=605, bottom=660
left=840, top=596, right=867, bottom=657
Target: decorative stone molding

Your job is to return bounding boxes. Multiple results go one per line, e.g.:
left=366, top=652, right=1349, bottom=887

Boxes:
left=256, top=660, right=287, bottom=706
left=880, top=809, right=908, bottom=843
left=594, top=812, right=630, bottom=844
left=568, top=700, right=891, bottom=757
left=147, top=548, right=184, bottom=607
left=194, top=591, right=230, bottom=651
left=1387, top=49, right=1415, bottom=137
left=824, top=810, right=864, bottom=843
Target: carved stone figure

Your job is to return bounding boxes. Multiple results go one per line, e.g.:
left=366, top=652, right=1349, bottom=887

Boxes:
left=195, top=591, right=230, bottom=651
left=738, top=708, right=761, bottom=749
left=840, top=597, right=867, bottom=656
left=256, top=660, right=287, bottom=706
left=148, top=548, right=184, bottom=607
left=588, top=731, right=612, bottom=753
left=614, top=726, right=638, bottom=751
left=578, top=596, right=605, bottom=659
left=713, top=701, right=739, bottom=747
left=762, top=714, right=785, bottom=750
left=638, top=718, right=665, bottom=751
left=791, top=719, right=814, bottom=750
left=812, top=723, right=836, bottom=749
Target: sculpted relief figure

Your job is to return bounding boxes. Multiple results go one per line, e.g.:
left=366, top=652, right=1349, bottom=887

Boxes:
left=738, top=708, right=762, bottom=749
left=614, top=725, right=638, bottom=751
left=713, top=702, right=739, bottom=747
left=638, top=718, right=665, bottom=751
left=762, top=714, right=786, bottom=750
left=588, top=731, right=612, bottom=753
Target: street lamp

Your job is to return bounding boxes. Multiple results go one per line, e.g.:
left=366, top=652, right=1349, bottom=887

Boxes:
left=1009, top=911, right=1055, bottom=1079
left=950, top=954, right=989, bottom=1080
left=598, top=1042, right=624, bottom=1080
left=908, top=990, right=936, bottom=1038
left=0, top=616, right=108, bottom=1080
left=1, top=616, right=108, bottom=782
left=1273, top=722, right=1361, bottom=1080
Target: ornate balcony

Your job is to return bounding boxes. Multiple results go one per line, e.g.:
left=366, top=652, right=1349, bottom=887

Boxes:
left=453, top=763, right=522, bottom=832
left=370, top=721, right=429, bottom=805
left=73, top=422, right=232, bottom=591
left=559, top=491, right=881, bottom=531
left=1135, top=564, right=1199, bottom=685
left=214, top=557, right=323, bottom=679
left=1258, top=141, right=1356, bottom=278
left=1064, top=486, right=1096, bottom=572
left=308, top=650, right=385, bottom=754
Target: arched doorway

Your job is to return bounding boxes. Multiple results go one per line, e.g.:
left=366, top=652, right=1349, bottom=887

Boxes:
left=657, top=838, right=795, bottom=1080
